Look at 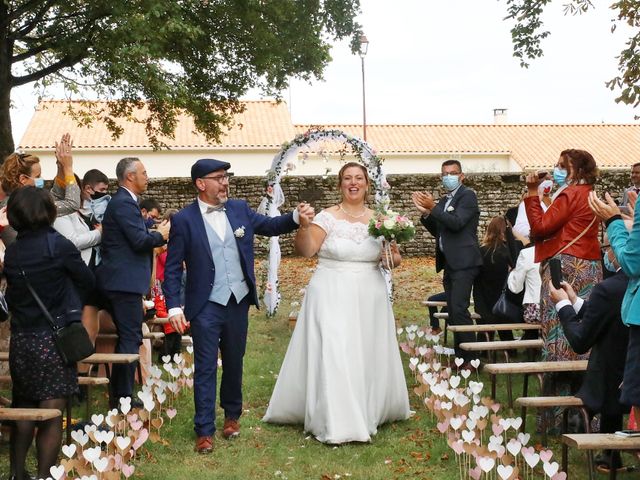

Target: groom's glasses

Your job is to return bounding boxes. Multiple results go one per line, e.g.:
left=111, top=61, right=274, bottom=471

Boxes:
left=201, top=173, right=233, bottom=184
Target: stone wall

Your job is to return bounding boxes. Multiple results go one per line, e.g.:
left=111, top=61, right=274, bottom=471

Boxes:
left=145, top=170, right=631, bottom=256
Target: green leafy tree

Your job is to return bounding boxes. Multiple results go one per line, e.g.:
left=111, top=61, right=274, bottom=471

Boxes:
left=504, top=0, right=640, bottom=108
left=0, top=0, right=362, bottom=157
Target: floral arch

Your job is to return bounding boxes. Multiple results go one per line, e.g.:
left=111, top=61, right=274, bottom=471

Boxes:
left=257, top=128, right=390, bottom=316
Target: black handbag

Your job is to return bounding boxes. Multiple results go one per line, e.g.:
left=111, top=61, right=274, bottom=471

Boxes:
left=21, top=269, right=94, bottom=365
left=492, top=281, right=524, bottom=323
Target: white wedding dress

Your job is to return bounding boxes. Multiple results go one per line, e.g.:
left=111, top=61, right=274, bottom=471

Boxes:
left=263, top=210, right=411, bottom=443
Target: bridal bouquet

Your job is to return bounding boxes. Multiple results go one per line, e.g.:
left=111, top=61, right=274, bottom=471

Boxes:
left=368, top=208, right=416, bottom=244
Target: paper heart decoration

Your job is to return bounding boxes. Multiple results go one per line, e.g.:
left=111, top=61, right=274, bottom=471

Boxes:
left=71, top=430, right=89, bottom=446
left=93, top=457, right=109, bottom=473
left=151, top=417, right=164, bottom=429
left=450, top=439, right=464, bottom=455
left=122, top=463, right=135, bottom=478
left=186, top=345, right=194, bottom=354
left=144, top=399, right=155, bottom=412
left=470, top=359, right=481, bottom=369
left=417, top=363, right=428, bottom=374
left=552, top=472, right=567, bottom=480
left=540, top=449, right=553, bottom=463
left=120, top=397, right=132, bottom=415
left=91, top=413, right=104, bottom=427
left=492, top=424, right=504, bottom=436
left=469, top=381, right=483, bottom=395
left=461, top=429, right=475, bottom=443
left=79, top=475, right=98, bottom=480
left=517, top=432, right=531, bottom=445
left=130, top=420, right=144, bottom=432
left=84, top=424, right=97, bottom=434
left=465, top=418, right=477, bottom=431
left=138, top=409, right=150, bottom=422
left=511, top=417, right=523, bottom=431
left=161, top=355, right=171, bottom=364
left=82, top=446, right=101, bottom=463
left=450, top=417, right=463, bottom=430
left=454, top=393, right=470, bottom=407
left=173, top=353, right=183, bottom=364
left=116, top=436, right=131, bottom=451
left=497, top=464, right=514, bottom=480
left=454, top=357, right=464, bottom=367
left=449, top=375, right=461, bottom=388
left=469, top=466, right=482, bottom=480
left=460, top=369, right=471, bottom=379
left=489, top=434, right=504, bottom=446
left=436, top=420, right=449, bottom=433
left=543, top=461, right=559, bottom=478
left=418, top=345, right=429, bottom=356
left=61, top=443, right=77, bottom=459
left=477, top=456, right=495, bottom=473
left=523, top=451, right=540, bottom=468
left=506, top=439, right=521, bottom=456
left=50, top=465, right=65, bottom=480
left=132, top=428, right=149, bottom=450
left=416, top=329, right=425, bottom=338
left=156, top=391, right=167, bottom=404
left=476, top=418, right=488, bottom=431
left=186, top=378, right=194, bottom=388
left=166, top=408, right=177, bottom=420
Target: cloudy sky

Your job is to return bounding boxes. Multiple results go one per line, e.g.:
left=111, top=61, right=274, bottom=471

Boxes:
left=10, top=0, right=639, bottom=144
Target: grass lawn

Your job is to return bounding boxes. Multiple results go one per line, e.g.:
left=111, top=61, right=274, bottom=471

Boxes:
left=0, top=257, right=634, bottom=479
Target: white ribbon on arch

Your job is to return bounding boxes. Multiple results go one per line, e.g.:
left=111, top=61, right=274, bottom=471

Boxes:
left=258, top=129, right=391, bottom=316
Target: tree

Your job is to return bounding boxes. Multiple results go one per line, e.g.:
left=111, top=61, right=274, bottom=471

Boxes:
left=504, top=0, right=640, bottom=109
left=0, top=0, right=362, bottom=157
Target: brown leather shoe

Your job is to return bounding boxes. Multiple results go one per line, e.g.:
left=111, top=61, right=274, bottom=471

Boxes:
left=195, top=436, right=213, bottom=454
left=222, top=418, right=240, bottom=439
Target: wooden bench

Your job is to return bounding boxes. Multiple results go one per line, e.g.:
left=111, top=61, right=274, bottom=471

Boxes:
left=0, top=407, right=62, bottom=421
left=459, top=339, right=543, bottom=366
left=562, top=433, right=640, bottom=480
left=483, top=360, right=588, bottom=410
left=96, top=331, right=165, bottom=341
left=516, top=396, right=590, bottom=449
left=433, top=311, right=481, bottom=342
left=448, top=323, right=541, bottom=333
left=147, top=317, right=169, bottom=325
left=182, top=336, right=193, bottom=346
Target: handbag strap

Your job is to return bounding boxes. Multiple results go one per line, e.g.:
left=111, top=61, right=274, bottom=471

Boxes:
left=20, top=268, right=59, bottom=332
left=551, top=214, right=598, bottom=259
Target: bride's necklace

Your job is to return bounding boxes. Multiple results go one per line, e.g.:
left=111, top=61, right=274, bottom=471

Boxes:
left=339, top=203, right=367, bottom=219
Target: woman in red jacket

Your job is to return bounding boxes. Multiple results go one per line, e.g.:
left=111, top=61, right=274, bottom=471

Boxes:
left=524, top=149, right=601, bottom=431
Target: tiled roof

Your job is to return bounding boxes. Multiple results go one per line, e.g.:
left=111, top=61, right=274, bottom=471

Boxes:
left=19, top=100, right=640, bottom=169
left=19, top=100, right=295, bottom=150
left=295, top=124, right=640, bottom=169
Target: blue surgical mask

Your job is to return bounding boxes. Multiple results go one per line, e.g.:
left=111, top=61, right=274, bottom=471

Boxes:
left=442, top=174, right=460, bottom=192
left=553, top=167, right=568, bottom=187
left=34, top=178, right=45, bottom=189
left=603, top=253, right=617, bottom=273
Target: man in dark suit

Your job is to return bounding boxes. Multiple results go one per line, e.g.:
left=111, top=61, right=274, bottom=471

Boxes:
left=97, top=157, right=169, bottom=406
left=163, top=159, right=314, bottom=454
left=550, top=239, right=630, bottom=472
left=412, top=160, right=483, bottom=363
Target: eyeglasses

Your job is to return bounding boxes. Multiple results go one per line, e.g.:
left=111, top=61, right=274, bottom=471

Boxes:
left=201, top=173, right=232, bottom=183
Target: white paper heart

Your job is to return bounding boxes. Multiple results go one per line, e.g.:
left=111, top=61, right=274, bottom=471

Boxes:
left=50, top=465, right=65, bottom=480
left=61, top=443, right=76, bottom=458
left=497, top=464, right=514, bottom=480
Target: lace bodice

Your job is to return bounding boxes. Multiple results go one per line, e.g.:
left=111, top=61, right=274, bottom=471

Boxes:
left=313, top=210, right=382, bottom=263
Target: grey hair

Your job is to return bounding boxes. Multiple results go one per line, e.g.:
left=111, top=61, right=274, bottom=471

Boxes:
left=116, top=157, right=140, bottom=183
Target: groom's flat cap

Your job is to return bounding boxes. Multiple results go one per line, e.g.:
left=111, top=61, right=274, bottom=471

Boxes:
left=191, top=158, right=231, bottom=182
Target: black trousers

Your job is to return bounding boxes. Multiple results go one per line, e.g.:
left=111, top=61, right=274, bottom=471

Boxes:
left=443, top=266, right=479, bottom=362
left=427, top=291, right=447, bottom=329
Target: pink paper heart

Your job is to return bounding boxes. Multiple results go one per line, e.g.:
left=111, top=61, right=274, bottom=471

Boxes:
left=450, top=440, right=464, bottom=455
left=469, top=466, right=482, bottom=480
left=552, top=472, right=567, bottom=480
left=130, top=420, right=143, bottom=431
left=132, top=428, right=149, bottom=450
left=186, top=378, right=194, bottom=388
left=491, top=403, right=500, bottom=413
left=122, top=463, right=135, bottom=478
left=126, top=413, right=138, bottom=424
left=540, top=449, right=553, bottom=463
left=437, top=420, right=449, bottom=433
left=492, top=423, right=504, bottom=436
left=166, top=408, right=177, bottom=420
left=113, top=453, right=123, bottom=469
left=521, top=446, right=534, bottom=456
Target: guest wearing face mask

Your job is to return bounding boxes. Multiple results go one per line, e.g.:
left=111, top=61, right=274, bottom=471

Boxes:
left=524, top=149, right=601, bottom=432
left=0, top=134, right=80, bottom=247
left=412, top=160, right=483, bottom=366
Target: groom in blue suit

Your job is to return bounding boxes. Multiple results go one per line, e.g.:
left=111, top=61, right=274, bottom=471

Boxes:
left=163, top=159, right=313, bottom=453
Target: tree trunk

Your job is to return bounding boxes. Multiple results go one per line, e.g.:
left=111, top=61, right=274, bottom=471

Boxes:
left=0, top=2, right=15, bottom=159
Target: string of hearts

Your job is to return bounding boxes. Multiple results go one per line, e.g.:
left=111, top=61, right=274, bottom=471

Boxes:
left=42, top=345, right=195, bottom=480
left=398, top=325, right=567, bottom=480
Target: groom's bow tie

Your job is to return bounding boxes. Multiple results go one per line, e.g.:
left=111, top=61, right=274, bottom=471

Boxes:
left=205, top=204, right=225, bottom=214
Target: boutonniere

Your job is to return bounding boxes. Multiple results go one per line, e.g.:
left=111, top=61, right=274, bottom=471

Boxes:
left=446, top=205, right=455, bottom=212
left=234, top=226, right=246, bottom=238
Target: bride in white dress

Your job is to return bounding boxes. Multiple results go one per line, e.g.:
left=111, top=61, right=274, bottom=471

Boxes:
left=263, top=162, right=411, bottom=444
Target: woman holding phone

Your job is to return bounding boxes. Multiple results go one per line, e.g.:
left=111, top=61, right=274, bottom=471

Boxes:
left=524, top=149, right=601, bottom=432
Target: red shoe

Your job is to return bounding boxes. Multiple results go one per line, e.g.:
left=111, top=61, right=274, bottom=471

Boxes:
left=222, top=418, right=240, bottom=439
left=195, top=436, right=213, bottom=454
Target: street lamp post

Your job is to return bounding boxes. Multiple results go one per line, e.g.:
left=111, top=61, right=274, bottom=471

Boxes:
left=359, top=34, right=369, bottom=142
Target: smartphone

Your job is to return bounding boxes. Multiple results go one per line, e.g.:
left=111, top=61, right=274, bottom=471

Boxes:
left=620, top=205, right=631, bottom=216
left=615, top=430, right=640, bottom=437
left=550, top=257, right=563, bottom=289
left=537, top=171, right=549, bottom=180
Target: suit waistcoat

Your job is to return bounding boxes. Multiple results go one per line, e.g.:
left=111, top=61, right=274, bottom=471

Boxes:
left=203, top=215, right=249, bottom=305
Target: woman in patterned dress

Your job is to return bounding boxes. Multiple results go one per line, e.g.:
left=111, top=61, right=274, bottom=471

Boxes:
left=524, top=149, right=601, bottom=432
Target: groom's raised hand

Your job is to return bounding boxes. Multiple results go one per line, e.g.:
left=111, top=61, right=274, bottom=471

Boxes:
left=297, top=202, right=315, bottom=227
left=169, top=312, right=190, bottom=334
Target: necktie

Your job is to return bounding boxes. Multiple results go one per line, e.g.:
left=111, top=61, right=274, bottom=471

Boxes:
left=206, top=204, right=225, bottom=214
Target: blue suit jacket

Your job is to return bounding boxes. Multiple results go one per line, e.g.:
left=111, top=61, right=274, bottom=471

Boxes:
left=163, top=199, right=298, bottom=320
left=96, top=187, right=165, bottom=295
